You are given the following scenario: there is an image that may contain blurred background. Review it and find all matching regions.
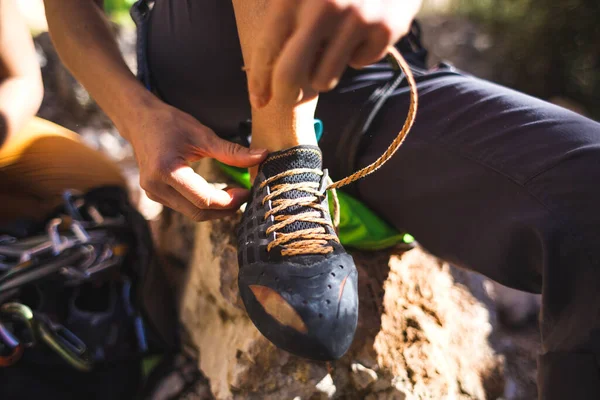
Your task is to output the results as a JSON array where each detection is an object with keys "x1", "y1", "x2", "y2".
[{"x1": 420, "y1": 0, "x2": 600, "y2": 120}]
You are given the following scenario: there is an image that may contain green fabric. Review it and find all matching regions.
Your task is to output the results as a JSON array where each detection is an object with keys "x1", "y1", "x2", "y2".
[
  {"x1": 141, "y1": 354, "x2": 163, "y2": 379},
  {"x1": 218, "y1": 163, "x2": 414, "y2": 251}
]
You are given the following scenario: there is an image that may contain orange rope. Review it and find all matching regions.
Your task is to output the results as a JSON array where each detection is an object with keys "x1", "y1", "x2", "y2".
[{"x1": 327, "y1": 45, "x2": 418, "y2": 190}]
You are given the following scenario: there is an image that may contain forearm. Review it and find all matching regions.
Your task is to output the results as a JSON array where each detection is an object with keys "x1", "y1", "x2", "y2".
[{"x1": 43, "y1": 0, "x2": 158, "y2": 139}]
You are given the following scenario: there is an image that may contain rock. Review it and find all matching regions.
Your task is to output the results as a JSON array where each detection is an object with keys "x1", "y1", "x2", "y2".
[
  {"x1": 157, "y1": 159, "x2": 329, "y2": 400},
  {"x1": 155, "y1": 159, "x2": 509, "y2": 400},
  {"x1": 371, "y1": 375, "x2": 393, "y2": 393},
  {"x1": 375, "y1": 251, "x2": 506, "y2": 399},
  {"x1": 315, "y1": 374, "x2": 337, "y2": 398},
  {"x1": 484, "y1": 281, "x2": 541, "y2": 328},
  {"x1": 351, "y1": 363, "x2": 378, "y2": 391},
  {"x1": 365, "y1": 388, "x2": 407, "y2": 400}
]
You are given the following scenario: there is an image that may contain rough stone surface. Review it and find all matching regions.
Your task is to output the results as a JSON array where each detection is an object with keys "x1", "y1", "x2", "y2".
[
  {"x1": 375, "y1": 252, "x2": 505, "y2": 399},
  {"x1": 351, "y1": 363, "x2": 378, "y2": 391},
  {"x1": 154, "y1": 160, "x2": 508, "y2": 400}
]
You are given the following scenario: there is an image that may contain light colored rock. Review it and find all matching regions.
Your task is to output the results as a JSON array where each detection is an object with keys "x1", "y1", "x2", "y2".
[
  {"x1": 351, "y1": 363, "x2": 378, "y2": 391},
  {"x1": 375, "y1": 250, "x2": 506, "y2": 399},
  {"x1": 371, "y1": 375, "x2": 393, "y2": 393},
  {"x1": 155, "y1": 159, "x2": 509, "y2": 400},
  {"x1": 159, "y1": 159, "x2": 328, "y2": 400},
  {"x1": 366, "y1": 388, "x2": 407, "y2": 400},
  {"x1": 315, "y1": 374, "x2": 337, "y2": 398},
  {"x1": 156, "y1": 158, "x2": 509, "y2": 399},
  {"x1": 484, "y1": 280, "x2": 541, "y2": 328}
]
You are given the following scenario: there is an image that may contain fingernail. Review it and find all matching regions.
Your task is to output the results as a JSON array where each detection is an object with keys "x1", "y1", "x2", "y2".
[
  {"x1": 327, "y1": 78, "x2": 339, "y2": 90},
  {"x1": 250, "y1": 94, "x2": 266, "y2": 109},
  {"x1": 250, "y1": 148, "x2": 267, "y2": 156}
]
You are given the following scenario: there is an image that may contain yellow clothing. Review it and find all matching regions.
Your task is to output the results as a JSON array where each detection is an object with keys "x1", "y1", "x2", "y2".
[{"x1": 0, "y1": 117, "x2": 125, "y2": 223}]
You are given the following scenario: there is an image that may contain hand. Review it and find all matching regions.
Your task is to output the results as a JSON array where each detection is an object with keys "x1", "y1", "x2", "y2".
[
  {"x1": 248, "y1": 0, "x2": 422, "y2": 108},
  {"x1": 121, "y1": 101, "x2": 267, "y2": 222}
]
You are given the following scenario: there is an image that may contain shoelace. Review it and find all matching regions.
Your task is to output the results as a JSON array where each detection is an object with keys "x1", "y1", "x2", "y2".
[
  {"x1": 261, "y1": 168, "x2": 339, "y2": 256},
  {"x1": 264, "y1": 46, "x2": 418, "y2": 256}
]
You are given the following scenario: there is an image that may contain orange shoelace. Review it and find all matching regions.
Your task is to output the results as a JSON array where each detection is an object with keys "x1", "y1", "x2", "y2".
[
  {"x1": 261, "y1": 168, "x2": 339, "y2": 256},
  {"x1": 264, "y1": 46, "x2": 418, "y2": 257}
]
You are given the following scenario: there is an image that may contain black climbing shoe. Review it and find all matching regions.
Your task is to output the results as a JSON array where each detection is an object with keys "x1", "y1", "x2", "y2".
[{"x1": 236, "y1": 145, "x2": 358, "y2": 361}]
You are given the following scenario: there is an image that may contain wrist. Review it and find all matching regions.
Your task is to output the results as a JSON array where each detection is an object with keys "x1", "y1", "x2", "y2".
[{"x1": 112, "y1": 85, "x2": 163, "y2": 142}]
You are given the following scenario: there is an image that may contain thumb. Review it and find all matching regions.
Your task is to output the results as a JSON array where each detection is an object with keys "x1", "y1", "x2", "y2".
[{"x1": 204, "y1": 134, "x2": 268, "y2": 168}]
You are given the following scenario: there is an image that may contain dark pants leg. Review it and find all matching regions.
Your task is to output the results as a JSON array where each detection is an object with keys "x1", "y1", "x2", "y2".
[{"x1": 320, "y1": 71, "x2": 600, "y2": 399}]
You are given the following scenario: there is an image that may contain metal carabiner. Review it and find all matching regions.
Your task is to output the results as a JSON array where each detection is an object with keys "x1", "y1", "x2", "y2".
[
  {"x1": 0, "y1": 343, "x2": 23, "y2": 367},
  {"x1": 48, "y1": 218, "x2": 69, "y2": 255},
  {"x1": 63, "y1": 190, "x2": 85, "y2": 222},
  {"x1": 0, "y1": 320, "x2": 25, "y2": 367},
  {"x1": 0, "y1": 236, "x2": 16, "y2": 244},
  {"x1": 0, "y1": 245, "x2": 94, "y2": 293},
  {"x1": 36, "y1": 315, "x2": 93, "y2": 372},
  {"x1": 0, "y1": 303, "x2": 36, "y2": 347},
  {"x1": 0, "y1": 303, "x2": 93, "y2": 371},
  {"x1": 0, "y1": 321, "x2": 20, "y2": 348}
]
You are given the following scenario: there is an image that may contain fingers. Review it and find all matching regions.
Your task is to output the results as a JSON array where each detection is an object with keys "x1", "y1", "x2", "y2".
[
  {"x1": 146, "y1": 185, "x2": 239, "y2": 222},
  {"x1": 247, "y1": 0, "x2": 410, "y2": 108},
  {"x1": 166, "y1": 164, "x2": 247, "y2": 210},
  {"x1": 201, "y1": 133, "x2": 267, "y2": 167},
  {"x1": 271, "y1": 1, "x2": 340, "y2": 105},
  {"x1": 143, "y1": 165, "x2": 251, "y2": 222},
  {"x1": 248, "y1": 0, "x2": 295, "y2": 109},
  {"x1": 349, "y1": 22, "x2": 394, "y2": 68},
  {"x1": 311, "y1": 10, "x2": 365, "y2": 91}
]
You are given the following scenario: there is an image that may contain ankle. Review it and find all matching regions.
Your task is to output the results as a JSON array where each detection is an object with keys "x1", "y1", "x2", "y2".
[
  {"x1": 249, "y1": 98, "x2": 318, "y2": 152},
  {"x1": 251, "y1": 132, "x2": 317, "y2": 153}
]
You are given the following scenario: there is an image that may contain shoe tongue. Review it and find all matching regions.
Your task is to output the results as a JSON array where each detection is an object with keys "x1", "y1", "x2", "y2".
[
  {"x1": 260, "y1": 145, "x2": 322, "y2": 178},
  {"x1": 260, "y1": 145, "x2": 324, "y2": 235}
]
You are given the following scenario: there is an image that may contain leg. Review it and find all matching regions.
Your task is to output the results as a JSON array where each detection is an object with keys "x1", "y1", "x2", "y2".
[
  {"x1": 231, "y1": 1, "x2": 359, "y2": 361},
  {"x1": 319, "y1": 71, "x2": 600, "y2": 398},
  {"x1": 0, "y1": 117, "x2": 125, "y2": 224},
  {"x1": 230, "y1": 0, "x2": 318, "y2": 154}
]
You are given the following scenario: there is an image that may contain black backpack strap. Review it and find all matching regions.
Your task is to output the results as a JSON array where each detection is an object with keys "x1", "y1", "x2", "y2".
[
  {"x1": 130, "y1": 0, "x2": 155, "y2": 90},
  {"x1": 332, "y1": 68, "x2": 406, "y2": 196}
]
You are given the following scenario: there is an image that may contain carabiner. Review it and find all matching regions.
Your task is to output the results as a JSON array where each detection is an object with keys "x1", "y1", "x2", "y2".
[
  {"x1": 0, "y1": 303, "x2": 36, "y2": 347},
  {"x1": 0, "y1": 321, "x2": 19, "y2": 348},
  {"x1": 0, "y1": 344, "x2": 23, "y2": 367},
  {"x1": 36, "y1": 315, "x2": 93, "y2": 372},
  {"x1": 0, "y1": 319, "x2": 24, "y2": 368},
  {"x1": 63, "y1": 190, "x2": 85, "y2": 221},
  {"x1": 0, "y1": 303, "x2": 93, "y2": 371}
]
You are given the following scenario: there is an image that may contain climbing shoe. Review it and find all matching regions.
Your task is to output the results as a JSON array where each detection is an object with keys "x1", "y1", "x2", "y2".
[
  {"x1": 236, "y1": 45, "x2": 419, "y2": 361},
  {"x1": 236, "y1": 145, "x2": 358, "y2": 361}
]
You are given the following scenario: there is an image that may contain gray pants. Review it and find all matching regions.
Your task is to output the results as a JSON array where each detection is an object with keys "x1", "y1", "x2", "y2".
[
  {"x1": 140, "y1": 0, "x2": 600, "y2": 395},
  {"x1": 322, "y1": 68, "x2": 600, "y2": 399}
]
